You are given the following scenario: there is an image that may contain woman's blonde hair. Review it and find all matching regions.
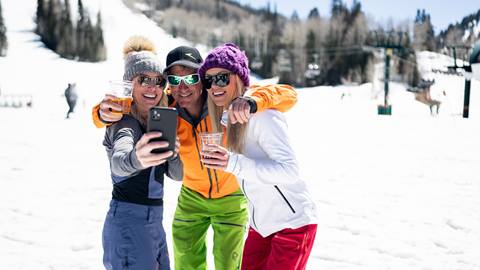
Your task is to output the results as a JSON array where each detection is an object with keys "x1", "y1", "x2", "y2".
[{"x1": 208, "y1": 75, "x2": 248, "y2": 153}]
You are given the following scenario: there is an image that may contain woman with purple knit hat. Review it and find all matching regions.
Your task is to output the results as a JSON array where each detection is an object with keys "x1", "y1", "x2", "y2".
[{"x1": 199, "y1": 43, "x2": 318, "y2": 270}]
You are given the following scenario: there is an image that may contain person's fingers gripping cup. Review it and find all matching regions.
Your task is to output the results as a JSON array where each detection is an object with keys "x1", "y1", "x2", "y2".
[
  {"x1": 107, "y1": 80, "x2": 134, "y2": 114},
  {"x1": 199, "y1": 132, "x2": 223, "y2": 165}
]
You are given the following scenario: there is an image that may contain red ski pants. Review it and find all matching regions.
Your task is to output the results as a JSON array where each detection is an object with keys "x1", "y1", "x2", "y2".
[{"x1": 241, "y1": 224, "x2": 317, "y2": 270}]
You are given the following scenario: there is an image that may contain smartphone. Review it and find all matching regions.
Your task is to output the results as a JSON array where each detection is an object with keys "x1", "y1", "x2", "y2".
[{"x1": 147, "y1": 107, "x2": 178, "y2": 154}]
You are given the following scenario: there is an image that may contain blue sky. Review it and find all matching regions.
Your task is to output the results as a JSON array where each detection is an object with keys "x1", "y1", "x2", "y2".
[{"x1": 238, "y1": 0, "x2": 479, "y2": 32}]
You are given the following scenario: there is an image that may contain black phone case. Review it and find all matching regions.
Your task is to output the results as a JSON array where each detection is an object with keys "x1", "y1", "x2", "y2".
[{"x1": 147, "y1": 107, "x2": 178, "y2": 154}]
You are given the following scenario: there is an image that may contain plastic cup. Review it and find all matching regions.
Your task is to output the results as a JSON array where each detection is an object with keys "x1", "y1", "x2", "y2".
[
  {"x1": 199, "y1": 132, "x2": 223, "y2": 152},
  {"x1": 108, "y1": 80, "x2": 133, "y2": 114}
]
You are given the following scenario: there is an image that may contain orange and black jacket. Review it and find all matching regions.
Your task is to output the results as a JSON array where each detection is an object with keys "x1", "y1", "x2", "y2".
[{"x1": 92, "y1": 84, "x2": 297, "y2": 199}]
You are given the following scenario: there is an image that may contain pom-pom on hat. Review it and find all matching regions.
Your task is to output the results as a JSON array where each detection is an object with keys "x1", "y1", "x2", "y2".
[
  {"x1": 122, "y1": 36, "x2": 164, "y2": 81},
  {"x1": 199, "y1": 43, "x2": 250, "y2": 87}
]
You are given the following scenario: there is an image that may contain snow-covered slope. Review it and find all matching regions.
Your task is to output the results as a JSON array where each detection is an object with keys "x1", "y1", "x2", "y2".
[
  {"x1": 0, "y1": 0, "x2": 208, "y2": 112},
  {"x1": 0, "y1": 1, "x2": 479, "y2": 269}
]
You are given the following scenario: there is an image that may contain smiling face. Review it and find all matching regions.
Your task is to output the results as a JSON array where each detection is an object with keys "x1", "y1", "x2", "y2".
[
  {"x1": 168, "y1": 65, "x2": 204, "y2": 117},
  {"x1": 132, "y1": 71, "x2": 165, "y2": 118},
  {"x1": 204, "y1": 67, "x2": 237, "y2": 107}
]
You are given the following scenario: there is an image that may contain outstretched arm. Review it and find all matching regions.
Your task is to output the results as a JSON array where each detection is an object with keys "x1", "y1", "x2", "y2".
[
  {"x1": 92, "y1": 94, "x2": 124, "y2": 128},
  {"x1": 227, "y1": 84, "x2": 297, "y2": 124},
  {"x1": 247, "y1": 84, "x2": 297, "y2": 113},
  {"x1": 92, "y1": 103, "x2": 107, "y2": 128}
]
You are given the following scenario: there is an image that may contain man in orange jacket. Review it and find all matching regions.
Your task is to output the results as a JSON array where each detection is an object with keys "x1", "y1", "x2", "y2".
[{"x1": 92, "y1": 45, "x2": 297, "y2": 270}]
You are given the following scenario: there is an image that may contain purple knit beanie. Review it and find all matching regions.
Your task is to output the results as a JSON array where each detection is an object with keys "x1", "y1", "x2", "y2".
[{"x1": 199, "y1": 43, "x2": 250, "y2": 87}]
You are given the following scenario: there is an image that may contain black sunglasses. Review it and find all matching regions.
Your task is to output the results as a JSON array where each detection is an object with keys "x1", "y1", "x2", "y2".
[
  {"x1": 138, "y1": 75, "x2": 166, "y2": 88},
  {"x1": 203, "y1": 73, "x2": 231, "y2": 89}
]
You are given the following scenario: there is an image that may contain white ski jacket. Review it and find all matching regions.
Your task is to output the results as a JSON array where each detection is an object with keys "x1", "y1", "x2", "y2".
[{"x1": 225, "y1": 109, "x2": 317, "y2": 237}]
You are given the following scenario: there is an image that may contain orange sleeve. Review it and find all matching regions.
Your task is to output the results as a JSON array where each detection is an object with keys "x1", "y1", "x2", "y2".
[
  {"x1": 92, "y1": 103, "x2": 109, "y2": 128},
  {"x1": 246, "y1": 84, "x2": 297, "y2": 113}
]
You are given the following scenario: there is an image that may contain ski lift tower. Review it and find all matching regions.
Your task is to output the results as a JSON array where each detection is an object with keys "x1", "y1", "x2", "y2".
[
  {"x1": 370, "y1": 31, "x2": 406, "y2": 115},
  {"x1": 447, "y1": 43, "x2": 480, "y2": 118},
  {"x1": 463, "y1": 42, "x2": 480, "y2": 118}
]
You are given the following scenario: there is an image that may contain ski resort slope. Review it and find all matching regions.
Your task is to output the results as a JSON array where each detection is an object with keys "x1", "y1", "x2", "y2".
[{"x1": 1, "y1": 0, "x2": 480, "y2": 269}]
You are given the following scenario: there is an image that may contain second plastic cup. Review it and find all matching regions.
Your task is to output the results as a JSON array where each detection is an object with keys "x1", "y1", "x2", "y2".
[
  {"x1": 199, "y1": 132, "x2": 223, "y2": 152},
  {"x1": 108, "y1": 80, "x2": 133, "y2": 114}
]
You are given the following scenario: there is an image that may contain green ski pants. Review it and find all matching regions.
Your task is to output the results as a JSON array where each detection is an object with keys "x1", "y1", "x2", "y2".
[{"x1": 172, "y1": 186, "x2": 248, "y2": 270}]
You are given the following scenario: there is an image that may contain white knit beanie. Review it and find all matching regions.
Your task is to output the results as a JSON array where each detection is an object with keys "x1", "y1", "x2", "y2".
[{"x1": 122, "y1": 36, "x2": 164, "y2": 81}]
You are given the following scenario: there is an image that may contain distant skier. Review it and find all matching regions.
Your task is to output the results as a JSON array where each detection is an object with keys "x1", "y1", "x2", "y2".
[{"x1": 64, "y1": 83, "x2": 78, "y2": 118}]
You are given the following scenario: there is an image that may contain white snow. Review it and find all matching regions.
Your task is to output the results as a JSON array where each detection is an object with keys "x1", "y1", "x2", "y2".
[{"x1": 1, "y1": 0, "x2": 480, "y2": 269}]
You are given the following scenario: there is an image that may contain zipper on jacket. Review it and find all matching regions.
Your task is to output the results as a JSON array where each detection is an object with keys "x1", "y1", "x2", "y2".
[
  {"x1": 192, "y1": 127, "x2": 204, "y2": 170},
  {"x1": 242, "y1": 179, "x2": 258, "y2": 230},
  {"x1": 213, "y1": 167, "x2": 219, "y2": 193},
  {"x1": 199, "y1": 120, "x2": 204, "y2": 134},
  {"x1": 206, "y1": 168, "x2": 213, "y2": 198},
  {"x1": 179, "y1": 102, "x2": 215, "y2": 198},
  {"x1": 274, "y1": 185, "x2": 296, "y2": 214}
]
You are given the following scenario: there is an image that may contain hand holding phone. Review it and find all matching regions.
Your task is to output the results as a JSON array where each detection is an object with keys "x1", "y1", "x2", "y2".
[
  {"x1": 147, "y1": 107, "x2": 178, "y2": 154},
  {"x1": 135, "y1": 132, "x2": 172, "y2": 168}
]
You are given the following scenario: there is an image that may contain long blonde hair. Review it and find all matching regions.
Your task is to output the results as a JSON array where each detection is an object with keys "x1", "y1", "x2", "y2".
[{"x1": 207, "y1": 75, "x2": 248, "y2": 154}]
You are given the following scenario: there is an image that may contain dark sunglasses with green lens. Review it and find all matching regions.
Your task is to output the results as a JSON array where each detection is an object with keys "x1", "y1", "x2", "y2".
[
  {"x1": 138, "y1": 75, "x2": 166, "y2": 88},
  {"x1": 167, "y1": 74, "x2": 200, "y2": 86},
  {"x1": 203, "y1": 73, "x2": 231, "y2": 89}
]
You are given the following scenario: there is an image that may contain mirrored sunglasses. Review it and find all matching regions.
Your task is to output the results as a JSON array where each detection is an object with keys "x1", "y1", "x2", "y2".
[
  {"x1": 167, "y1": 74, "x2": 200, "y2": 86},
  {"x1": 204, "y1": 73, "x2": 231, "y2": 89},
  {"x1": 138, "y1": 75, "x2": 166, "y2": 88}
]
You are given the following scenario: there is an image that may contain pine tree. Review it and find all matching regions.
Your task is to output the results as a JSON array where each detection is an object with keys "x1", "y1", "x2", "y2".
[
  {"x1": 79, "y1": 14, "x2": 93, "y2": 61},
  {"x1": 0, "y1": 0, "x2": 7, "y2": 56},
  {"x1": 215, "y1": 0, "x2": 221, "y2": 19},
  {"x1": 171, "y1": 24, "x2": 178, "y2": 38},
  {"x1": 93, "y1": 11, "x2": 106, "y2": 61},
  {"x1": 35, "y1": 0, "x2": 46, "y2": 36},
  {"x1": 305, "y1": 30, "x2": 316, "y2": 57},
  {"x1": 57, "y1": 0, "x2": 75, "y2": 59},
  {"x1": 395, "y1": 32, "x2": 420, "y2": 87},
  {"x1": 32, "y1": 0, "x2": 106, "y2": 62},
  {"x1": 331, "y1": 0, "x2": 347, "y2": 17},
  {"x1": 423, "y1": 14, "x2": 435, "y2": 51},
  {"x1": 44, "y1": 0, "x2": 62, "y2": 50},
  {"x1": 208, "y1": 33, "x2": 219, "y2": 48},
  {"x1": 235, "y1": 32, "x2": 245, "y2": 49},
  {"x1": 350, "y1": 0, "x2": 362, "y2": 20},
  {"x1": 307, "y1": 7, "x2": 320, "y2": 19},
  {"x1": 321, "y1": 0, "x2": 371, "y2": 85},
  {"x1": 262, "y1": 7, "x2": 283, "y2": 77},
  {"x1": 291, "y1": 10, "x2": 300, "y2": 22},
  {"x1": 413, "y1": 9, "x2": 436, "y2": 51},
  {"x1": 76, "y1": 0, "x2": 86, "y2": 59}
]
